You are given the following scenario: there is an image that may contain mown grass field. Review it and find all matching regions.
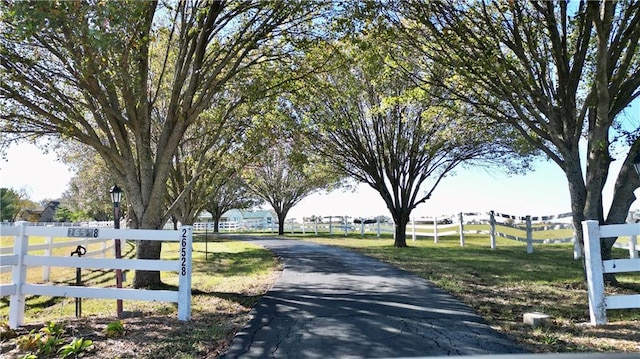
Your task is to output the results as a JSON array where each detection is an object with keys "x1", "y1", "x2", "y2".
[{"x1": 296, "y1": 232, "x2": 640, "y2": 353}]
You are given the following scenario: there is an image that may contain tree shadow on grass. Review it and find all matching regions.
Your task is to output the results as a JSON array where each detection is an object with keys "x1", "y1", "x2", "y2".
[
  {"x1": 0, "y1": 294, "x2": 65, "y2": 311},
  {"x1": 195, "y1": 290, "x2": 263, "y2": 307},
  {"x1": 139, "y1": 282, "x2": 263, "y2": 308}
]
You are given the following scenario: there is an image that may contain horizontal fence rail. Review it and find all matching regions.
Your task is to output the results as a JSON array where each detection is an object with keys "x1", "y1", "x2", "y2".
[
  {"x1": 1, "y1": 228, "x2": 116, "y2": 280},
  {"x1": 182, "y1": 210, "x2": 638, "y2": 257},
  {"x1": 0, "y1": 221, "x2": 193, "y2": 329}
]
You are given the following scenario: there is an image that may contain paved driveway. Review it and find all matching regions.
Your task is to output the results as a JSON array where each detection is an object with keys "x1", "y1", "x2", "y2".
[{"x1": 221, "y1": 237, "x2": 526, "y2": 358}]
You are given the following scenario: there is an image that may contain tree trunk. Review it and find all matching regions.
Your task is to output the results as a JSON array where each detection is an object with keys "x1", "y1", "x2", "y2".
[
  {"x1": 213, "y1": 210, "x2": 223, "y2": 233},
  {"x1": 392, "y1": 211, "x2": 410, "y2": 248},
  {"x1": 603, "y1": 157, "x2": 640, "y2": 259},
  {"x1": 129, "y1": 208, "x2": 166, "y2": 289},
  {"x1": 132, "y1": 240, "x2": 162, "y2": 288},
  {"x1": 394, "y1": 221, "x2": 408, "y2": 247},
  {"x1": 274, "y1": 207, "x2": 290, "y2": 236},
  {"x1": 563, "y1": 156, "x2": 587, "y2": 249},
  {"x1": 278, "y1": 216, "x2": 285, "y2": 235}
]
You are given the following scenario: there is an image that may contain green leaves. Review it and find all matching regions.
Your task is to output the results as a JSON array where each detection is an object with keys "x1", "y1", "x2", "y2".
[
  {"x1": 58, "y1": 337, "x2": 93, "y2": 358},
  {"x1": 13, "y1": 321, "x2": 89, "y2": 358},
  {"x1": 103, "y1": 320, "x2": 125, "y2": 338}
]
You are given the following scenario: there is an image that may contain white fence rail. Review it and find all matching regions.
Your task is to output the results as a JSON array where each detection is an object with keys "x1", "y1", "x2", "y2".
[
  {"x1": 0, "y1": 221, "x2": 193, "y2": 329},
  {"x1": 185, "y1": 210, "x2": 637, "y2": 256},
  {"x1": 0, "y1": 226, "x2": 116, "y2": 280},
  {"x1": 582, "y1": 220, "x2": 640, "y2": 325}
]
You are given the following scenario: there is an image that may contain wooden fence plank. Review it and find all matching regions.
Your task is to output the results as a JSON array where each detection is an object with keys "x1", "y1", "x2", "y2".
[
  {"x1": 603, "y1": 259, "x2": 640, "y2": 273},
  {"x1": 22, "y1": 284, "x2": 179, "y2": 302},
  {"x1": 605, "y1": 294, "x2": 640, "y2": 310},
  {"x1": 22, "y1": 255, "x2": 179, "y2": 272}
]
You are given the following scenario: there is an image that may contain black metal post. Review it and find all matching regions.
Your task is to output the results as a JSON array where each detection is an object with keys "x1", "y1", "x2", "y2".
[
  {"x1": 110, "y1": 184, "x2": 124, "y2": 318},
  {"x1": 70, "y1": 245, "x2": 86, "y2": 317},
  {"x1": 114, "y1": 204, "x2": 123, "y2": 317}
]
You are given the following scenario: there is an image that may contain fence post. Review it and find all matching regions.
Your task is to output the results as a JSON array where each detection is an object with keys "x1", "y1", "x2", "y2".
[
  {"x1": 581, "y1": 220, "x2": 607, "y2": 325},
  {"x1": 360, "y1": 220, "x2": 365, "y2": 237},
  {"x1": 412, "y1": 218, "x2": 416, "y2": 242},
  {"x1": 290, "y1": 218, "x2": 294, "y2": 234},
  {"x1": 489, "y1": 211, "x2": 496, "y2": 249},
  {"x1": 376, "y1": 220, "x2": 381, "y2": 238},
  {"x1": 329, "y1": 216, "x2": 333, "y2": 236},
  {"x1": 178, "y1": 226, "x2": 193, "y2": 321},
  {"x1": 43, "y1": 225, "x2": 54, "y2": 281},
  {"x1": 526, "y1": 216, "x2": 533, "y2": 254},
  {"x1": 9, "y1": 221, "x2": 28, "y2": 328},
  {"x1": 433, "y1": 217, "x2": 438, "y2": 244},
  {"x1": 629, "y1": 234, "x2": 638, "y2": 259},
  {"x1": 101, "y1": 238, "x2": 107, "y2": 258},
  {"x1": 344, "y1": 216, "x2": 348, "y2": 236},
  {"x1": 302, "y1": 218, "x2": 306, "y2": 235},
  {"x1": 393, "y1": 219, "x2": 396, "y2": 241},
  {"x1": 458, "y1": 213, "x2": 465, "y2": 247},
  {"x1": 627, "y1": 213, "x2": 638, "y2": 259}
]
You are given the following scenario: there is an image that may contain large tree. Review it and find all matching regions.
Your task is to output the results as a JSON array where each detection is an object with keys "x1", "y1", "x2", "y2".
[
  {"x1": 294, "y1": 35, "x2": 529, "y2": 247},
  {"x1": 205, "y1": 169, "x2": 261, "y2": 233},
  {"x1": 166, "y1": 57, "x2": 294, "y2": 227},
  {"x1": 243, "y1": 134, "x2": 340, "y2": 235},
  {"x1": 60, "y1": 143, "x2": 116, "y2": 221},
  {"x1": 392, "y1": 0, "x2": 640, "y2": 264},
  {"x1": 166, "y1": 108, "x2": 242, "y2": 227},
  {"x1": 0, "y1": 187, "x2": 37, "y2": 222},
  {"x1": 0, "y1": 1, "x2": 320, "y2": 287},
  {"x1": 0, "y1": 187, "x2": 21, "y2": 222}
]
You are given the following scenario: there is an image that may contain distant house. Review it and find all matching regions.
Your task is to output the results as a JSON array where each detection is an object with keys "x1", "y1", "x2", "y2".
[{"x1": 18, "y1": 200, "x2": 61, "y2": 222}]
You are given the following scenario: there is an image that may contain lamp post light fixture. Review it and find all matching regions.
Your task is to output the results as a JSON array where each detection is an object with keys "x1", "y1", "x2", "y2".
[{"x1": 109, "y1": 185, "x2": 123, "y2": 317}]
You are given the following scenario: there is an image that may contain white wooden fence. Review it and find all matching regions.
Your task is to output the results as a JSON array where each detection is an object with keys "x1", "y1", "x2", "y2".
[
  {"x1": 0, "y1": 221, "x2": 193, "y2": 329},
  {"x1": 582, "y1": 220, "x2": 640, "y2": 325},
  {"x1": 407, "y1": 211, "x2": 578, "y2": 254},
  {"x1": 0, "y1": 225, "x2": 116, "y2": 281},
  {"x1": 186, "y1": 210, "x2": 638, "y2": 257}
]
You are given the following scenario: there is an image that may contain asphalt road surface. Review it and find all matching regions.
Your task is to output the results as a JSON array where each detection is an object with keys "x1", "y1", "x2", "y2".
[{"x1": 221, "y1": 237, "x2": 527, "y2": 359}]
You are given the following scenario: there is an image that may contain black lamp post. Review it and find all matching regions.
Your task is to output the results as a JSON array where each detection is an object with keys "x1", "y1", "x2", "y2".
[{"x1": 109, "y1": 185, "x2": 123, "y2": 317}]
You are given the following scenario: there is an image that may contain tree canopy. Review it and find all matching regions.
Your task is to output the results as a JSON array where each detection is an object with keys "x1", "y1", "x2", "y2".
[
  {"x1": 1, "y1": 187, "x2": 22, "y2": 222},
  {"x1": 3, "y1": 1, "x2": 638, "y2": 281},
  {"x1": 0, "y1": 0, "x2": 324, "y2": 287},
  {"x1": 291, "y1": 29, "x2": 533, "y2": 246},
  {"x1": 391, "y1": 0, "x2": 640, "y2": 261},
  {"x1": 243, "y1": 126, "x2": 340, "y2": 235}
]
